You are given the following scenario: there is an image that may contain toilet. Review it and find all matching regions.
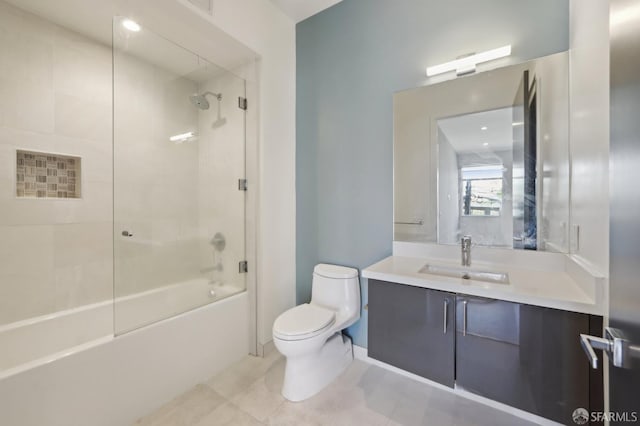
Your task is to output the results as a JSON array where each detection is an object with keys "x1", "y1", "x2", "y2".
[{"x1": 272, "y1": 263, "x2": 360, "y2": 402}]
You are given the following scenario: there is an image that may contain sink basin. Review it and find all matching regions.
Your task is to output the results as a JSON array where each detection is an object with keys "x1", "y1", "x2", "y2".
[{"x1": 418, "y1": 264, "x2": 510, "y2": 284}]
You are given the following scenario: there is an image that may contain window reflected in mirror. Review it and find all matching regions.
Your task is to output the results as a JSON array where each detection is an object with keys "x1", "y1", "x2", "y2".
[
  {"x1": 436, "y1": 107, "x2": 514, "y2": 248},
  {"x1": 461, "y1": 165, "x2": 503, "y2": 217}
]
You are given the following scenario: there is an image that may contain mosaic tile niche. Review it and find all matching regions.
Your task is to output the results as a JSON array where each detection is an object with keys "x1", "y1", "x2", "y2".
[{"x1": 16, "y1": 150, "x2": 81, "y2": 199}]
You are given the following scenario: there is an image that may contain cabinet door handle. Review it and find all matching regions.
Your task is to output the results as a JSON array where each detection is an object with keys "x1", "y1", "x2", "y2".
[
  {"x1": 462, "y1": 300, "x2": 468, "y2": 336},
  {"x1": 443, "y1": 299, "x2": 449, "y2": 334}
]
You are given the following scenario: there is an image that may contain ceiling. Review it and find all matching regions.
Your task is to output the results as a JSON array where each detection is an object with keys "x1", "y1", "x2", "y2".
[
  {"x1": 5, "y1": 0, "x2": 256, "y2": 74},
  {"x1": 437, "y1": 107, "x2": 517, "y2": 154},
  {"x1": 270, "y1": 0, "x2": 343, "y2": 22}
]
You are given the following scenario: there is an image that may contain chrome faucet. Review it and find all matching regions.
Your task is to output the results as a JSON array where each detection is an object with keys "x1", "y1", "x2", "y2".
[{"x1": 461, "y1": 235, "x2": 472, "y2": 266}]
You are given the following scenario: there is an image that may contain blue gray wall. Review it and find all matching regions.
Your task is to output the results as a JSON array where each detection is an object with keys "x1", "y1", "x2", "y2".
[{"x1": 296, "y1": 0, "x2": 569, "y2": 347}]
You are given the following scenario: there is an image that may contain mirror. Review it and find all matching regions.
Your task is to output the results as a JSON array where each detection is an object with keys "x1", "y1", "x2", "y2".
[{"x1": 394, "y1": 52, "x2": 569, "y2": 251}]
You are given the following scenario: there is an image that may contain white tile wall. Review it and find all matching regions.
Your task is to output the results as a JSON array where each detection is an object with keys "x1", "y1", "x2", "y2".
[
  {"x1": 0, "y1": 7, "x2": 55, "y2": 134},
  {"x1": 0, "y1": 225, "x2": 56, "y2": 324},
  {"x1": 54, "y1": 93, "x2": 111, "y2": 142},
  {"x1": 0, "y1": 1, "x2": 114, "y2": 326}
]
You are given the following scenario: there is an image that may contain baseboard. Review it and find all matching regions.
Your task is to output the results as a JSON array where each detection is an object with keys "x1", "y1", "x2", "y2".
[
  {"x1": 257, "y1": 339, "x2": 276, "y2": 357},
  {"x1": 353, "y1": 345, "x2": 562, "y2": 426}
]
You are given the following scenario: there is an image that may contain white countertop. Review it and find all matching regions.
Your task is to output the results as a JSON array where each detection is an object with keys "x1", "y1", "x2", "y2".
[{"x1": 362, "y1": 255, "x2": 604, "y2": 315}]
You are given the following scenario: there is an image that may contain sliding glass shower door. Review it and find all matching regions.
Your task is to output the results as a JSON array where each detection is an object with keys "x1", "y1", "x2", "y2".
[{"x1": 113, "y1": 17, "x2": 247, "y2": 334}]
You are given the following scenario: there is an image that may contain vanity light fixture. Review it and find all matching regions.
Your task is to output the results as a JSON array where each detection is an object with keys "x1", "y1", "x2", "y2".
[
  {"x1": 122, "y1": 18, "x2": 141, "y2": 32},
  {"x1": 426, "y1": 45, "x2": 512, "y2": 77},
  {"x1": 512, "y1": 121, "x2": 524, "y2": 126}
]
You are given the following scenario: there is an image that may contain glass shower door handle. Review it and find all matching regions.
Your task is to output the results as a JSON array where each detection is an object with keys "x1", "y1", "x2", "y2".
[{"x1": 580, "y1": 327, "x2": 640, "y2": 369}]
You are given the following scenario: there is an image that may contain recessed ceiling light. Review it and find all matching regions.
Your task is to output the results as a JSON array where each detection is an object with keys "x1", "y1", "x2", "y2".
[
  {"x1": 481, "y1": 126, "x2": 488, "y2": 131},
  {"x1": 122, "y1": 19, "x2": 141, "y2": 32},
  {"x1": 483, "y1": 142, "x2": 489, "y2": 147}
]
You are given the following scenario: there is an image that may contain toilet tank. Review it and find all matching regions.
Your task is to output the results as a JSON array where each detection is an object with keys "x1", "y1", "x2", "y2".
[{"x1": 311, "y1": 264, "x2": 360, "y2": 320}]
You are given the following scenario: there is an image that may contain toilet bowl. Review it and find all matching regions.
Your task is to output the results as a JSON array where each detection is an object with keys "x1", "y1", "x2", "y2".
[{"x1": 272, "y1": 264, "x2": 360, "y2": 402}]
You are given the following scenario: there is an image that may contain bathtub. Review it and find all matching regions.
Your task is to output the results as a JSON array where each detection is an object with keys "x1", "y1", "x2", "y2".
[
  {"x1": 116, "y1": 279, "x2": 245, "y2": 334},
  {"x1": 0, "y1": 278, "x2": 245, "y2": 379},
  {"x1": 0, "y1": 278, "x2": 250, "y2": 426}
]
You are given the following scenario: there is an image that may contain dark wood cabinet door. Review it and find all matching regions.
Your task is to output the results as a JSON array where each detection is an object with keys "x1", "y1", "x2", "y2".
[
  {"x1": 455, "y1": 295, "x2": 603, "y2": 424},
  {"x1": 368, "y1": 280, "x2": 455, "y2": 387}
]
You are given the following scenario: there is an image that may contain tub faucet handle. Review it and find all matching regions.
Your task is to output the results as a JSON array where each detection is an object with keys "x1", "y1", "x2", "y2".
[{"x1": 461, "y1": 235, "x2": 472, "y2": 266}]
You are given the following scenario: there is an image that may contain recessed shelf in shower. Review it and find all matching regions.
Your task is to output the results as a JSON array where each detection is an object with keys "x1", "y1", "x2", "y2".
[{"x1": 15, "y1": 150, "x2": 82, "y2": 199}]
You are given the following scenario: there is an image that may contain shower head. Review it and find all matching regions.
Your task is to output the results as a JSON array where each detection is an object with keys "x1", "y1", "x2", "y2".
[
  {"x1": 189, "y1": 91, "x2": 222, "y2": 110},
  {"x1": 190, "y1": 93, "x2": 209, "y2": 110}
]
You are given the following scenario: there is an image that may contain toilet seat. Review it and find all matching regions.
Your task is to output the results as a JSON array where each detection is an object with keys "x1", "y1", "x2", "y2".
[{"x1": 273, "y1": 303, "x2": 336, "y2": 341}]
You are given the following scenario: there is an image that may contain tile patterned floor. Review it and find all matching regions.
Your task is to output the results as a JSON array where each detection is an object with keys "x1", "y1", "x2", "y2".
[{"x1": 135, "y1": 351, "x2": 537, "y2": 426}]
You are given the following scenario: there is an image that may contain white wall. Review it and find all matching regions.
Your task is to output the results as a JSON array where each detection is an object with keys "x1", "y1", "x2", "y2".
[
  {"x1": 569, "y1": 0, "x2": 610, "y2": 274},
  {"x1": 536, "y1": 53, "x2": 571, "y2": 252}
]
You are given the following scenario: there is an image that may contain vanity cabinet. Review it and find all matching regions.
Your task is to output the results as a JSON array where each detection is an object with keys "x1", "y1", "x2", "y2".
[
  {"x1": 368, "y1": 279, "x2": 455, "y2": 387},
  {"x1": 456, "y1": 295, "x2": 603, "y2": 424},
  {"x1": 368, "y1": 280, "x2": 604, "y2": 424}
]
